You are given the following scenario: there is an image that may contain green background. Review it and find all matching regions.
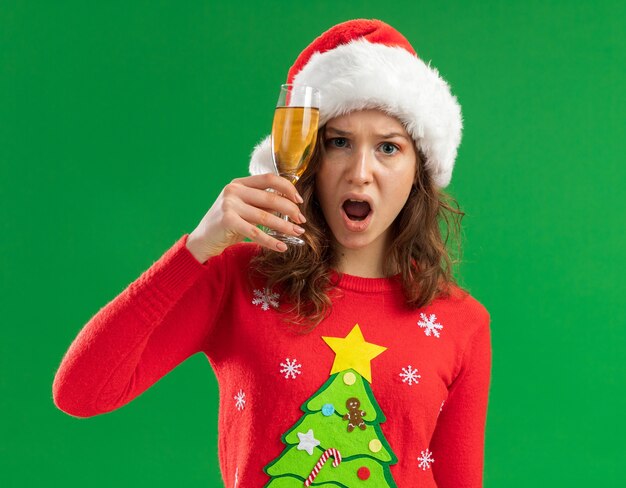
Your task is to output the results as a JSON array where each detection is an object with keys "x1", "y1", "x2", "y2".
[{"x1": 1, "y1": 1, "x2": 624, "y2": 486}]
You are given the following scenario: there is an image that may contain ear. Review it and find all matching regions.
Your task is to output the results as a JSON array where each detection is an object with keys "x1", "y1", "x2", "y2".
[{"x1": 413, "y1": 145, "x2": 427, "y2": 186}]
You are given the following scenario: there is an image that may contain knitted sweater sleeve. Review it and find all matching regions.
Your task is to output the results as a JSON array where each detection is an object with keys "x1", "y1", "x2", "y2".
[
  {"x1": 52, "y1": 234, "x2": 227, "y2": 418},
  {"x1": 430, "y1": 314, "x2": 492, "y2": 488}
]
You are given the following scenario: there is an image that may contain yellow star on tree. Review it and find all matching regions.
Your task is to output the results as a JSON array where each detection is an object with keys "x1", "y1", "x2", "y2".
[{"x1": 322, "y1": 324, "x2": 387, "y2": 383}]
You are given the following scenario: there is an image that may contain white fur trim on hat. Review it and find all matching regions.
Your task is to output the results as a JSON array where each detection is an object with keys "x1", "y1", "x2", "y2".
[
  {"x1": 249, "y1": 136, "x2": 274, "y2": 176},
  {"x1": 249, "y1": 39, "x2": 462, "y2": 188}
]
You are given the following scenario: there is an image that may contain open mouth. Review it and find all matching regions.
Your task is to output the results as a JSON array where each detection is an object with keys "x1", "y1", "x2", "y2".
[{"x1": 342, "y1": 199, "x2": 372, "y2": 221}]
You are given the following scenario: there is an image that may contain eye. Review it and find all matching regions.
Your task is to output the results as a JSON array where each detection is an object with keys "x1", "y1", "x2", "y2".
[
  {"x1": 326, "y1": 137, "x2": 348, "y2": 148},
  {"x1": 379, "y1": 142, "x2": 399, "y2": 155}
]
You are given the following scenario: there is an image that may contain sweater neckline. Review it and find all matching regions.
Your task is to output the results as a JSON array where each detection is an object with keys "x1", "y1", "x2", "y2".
[{"x1": 330, "y1": 269, "x2": 403, "y2": 293}]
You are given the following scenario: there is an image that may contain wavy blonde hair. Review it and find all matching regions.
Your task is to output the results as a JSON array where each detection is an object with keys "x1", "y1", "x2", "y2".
[{"x1": 250, "y1": 124, "x2": 467, "y2": 333}]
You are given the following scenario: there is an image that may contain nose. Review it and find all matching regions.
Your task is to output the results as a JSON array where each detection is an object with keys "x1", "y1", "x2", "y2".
[{"x1": 346, "y1": 146, "x2": 374, "y2": 186}]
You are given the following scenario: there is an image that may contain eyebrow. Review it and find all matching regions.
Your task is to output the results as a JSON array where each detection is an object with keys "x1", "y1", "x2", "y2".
[{"x1": 325, "y1": 126, "x2": 410, "y2": 141}]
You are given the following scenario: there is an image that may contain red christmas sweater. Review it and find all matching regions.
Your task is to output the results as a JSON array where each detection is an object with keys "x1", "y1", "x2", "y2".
[{"x1": 53, "y1": 233, "x2": 492, "y2": 488}]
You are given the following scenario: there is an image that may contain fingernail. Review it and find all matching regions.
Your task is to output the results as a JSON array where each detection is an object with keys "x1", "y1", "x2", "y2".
[
  {"x1": 277, "y1": 242, "x2": 288, "y2": 251},
  {"x1": 295, "y1": 193, "x2": 304, "y2": 204},
  {"x1": 293, "y1": 225, "x2": 305, "y2": 234},
  {"x1": 299, "y1": 213, "x2": 307, "y2": 223}
]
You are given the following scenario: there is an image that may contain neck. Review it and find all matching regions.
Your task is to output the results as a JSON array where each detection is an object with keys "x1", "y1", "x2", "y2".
[{"x1": 332, "y1": 235, "x2": 394, "y2": 278}]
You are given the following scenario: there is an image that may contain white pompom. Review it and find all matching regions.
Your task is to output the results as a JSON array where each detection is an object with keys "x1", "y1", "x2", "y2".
[{"x1": 249, "y1": 136, "x2": 276, "y2": 175}]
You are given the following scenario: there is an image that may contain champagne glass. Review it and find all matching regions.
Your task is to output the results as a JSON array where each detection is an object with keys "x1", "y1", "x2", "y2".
[{"x1": 267, "y1": 84, "x2": 320, "y2": 246}]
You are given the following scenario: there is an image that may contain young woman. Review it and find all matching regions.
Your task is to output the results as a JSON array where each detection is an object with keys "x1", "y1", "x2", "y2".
[{"x1": 53, "y1": 19, "x2": 491, "y2": 488}]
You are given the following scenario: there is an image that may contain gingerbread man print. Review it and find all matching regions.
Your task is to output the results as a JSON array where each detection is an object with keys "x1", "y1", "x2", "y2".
[{"x1": 343, "y1": 397, "x2": 367, "y2": 432}]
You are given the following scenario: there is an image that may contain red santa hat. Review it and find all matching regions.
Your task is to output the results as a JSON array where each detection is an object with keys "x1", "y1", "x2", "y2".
[{"x1": 249, "y1": 19, "x2": 463, "y2": 189}]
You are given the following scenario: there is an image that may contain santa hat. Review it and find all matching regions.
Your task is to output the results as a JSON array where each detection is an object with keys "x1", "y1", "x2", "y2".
[{"x1": 249, "y1": 19, "x2": 463, "y2": 189}]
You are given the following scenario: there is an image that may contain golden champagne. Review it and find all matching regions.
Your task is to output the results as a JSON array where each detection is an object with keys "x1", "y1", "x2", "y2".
[{"x1": 271, "y1": 106, "x2": 320, "y2": 182}]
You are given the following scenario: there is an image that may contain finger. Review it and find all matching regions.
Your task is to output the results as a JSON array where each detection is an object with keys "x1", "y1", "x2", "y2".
[
  {"x1": 226, "y1": 211, "x2": 290, "y2": 252},
  {"x1": 241, "y1": 186, "x2": 306, "y2": 225},
  {"x1": 237, "y1": 202, "x2": 306, "y2": 238},
  {"x1": 235, "y1": 174, "x2": 304, "y2": 204}
]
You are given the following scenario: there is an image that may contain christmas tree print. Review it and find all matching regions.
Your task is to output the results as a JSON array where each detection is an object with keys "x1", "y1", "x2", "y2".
[{"x1": 263, "y1": 324, "x2": 398, "y2": 487}]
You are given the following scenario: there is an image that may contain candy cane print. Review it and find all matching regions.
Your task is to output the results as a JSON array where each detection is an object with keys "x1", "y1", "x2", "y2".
[{"x1": 304, "y1": 448, "x2": 342, "y2": 487}]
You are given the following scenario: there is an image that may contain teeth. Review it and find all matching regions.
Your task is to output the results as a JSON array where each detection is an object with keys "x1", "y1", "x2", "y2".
[{"x1": 348, "y1": 199, "x2": 365, "y2": 203}]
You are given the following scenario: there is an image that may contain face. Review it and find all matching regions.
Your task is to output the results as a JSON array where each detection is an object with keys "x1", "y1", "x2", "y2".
[{"x1": 314, "y1": 109, "x2": 418, "y2": 256}]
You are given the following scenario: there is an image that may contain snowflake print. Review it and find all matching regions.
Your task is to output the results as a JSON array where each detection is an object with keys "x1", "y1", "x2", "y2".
[
  {"x1": 418, "y1": 312, "x2": 443, "y2": 338},
  {"x1": 399, "y1": 365, "x2": 421, "y2": 386},
  {"x1": 252, "y1": 288, "x2": 280, "y2": 311},
  {"x1": 279, "y1": 358, "x2": 302, "y2": 379},
  {"x1": 234, "y1": 389, "x2": 246, "y2": 411},
  {"x1": 417, "y1": 448, "x2": 435, "y2": 470}
]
